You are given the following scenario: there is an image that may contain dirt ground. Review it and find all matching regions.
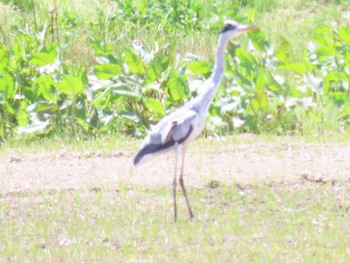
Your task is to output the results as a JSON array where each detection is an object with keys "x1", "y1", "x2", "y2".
[{"x1": 1, "y1": 137, "x2": 349, "y2": 193}]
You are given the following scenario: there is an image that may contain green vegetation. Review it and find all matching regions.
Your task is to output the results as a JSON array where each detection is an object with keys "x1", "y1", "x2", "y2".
[
  {"x1": 0, "y1": 0, "x2": 349, "y2": 141},
  {"x1": 1, "y1": 182, "x2": 349, "y2": 261},
  {"x1": 1, "y1": 1, "x2": 349, "y2": 261}
]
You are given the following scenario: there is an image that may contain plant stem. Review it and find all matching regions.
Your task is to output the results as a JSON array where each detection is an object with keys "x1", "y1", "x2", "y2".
[{"x1": 31, "y1": 0, "x2": 37, "y2": 31}]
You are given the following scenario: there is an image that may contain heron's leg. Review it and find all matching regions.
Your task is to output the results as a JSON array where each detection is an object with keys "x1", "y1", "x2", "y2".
[
  {"x1": 173, "y1": 143, "x2": 181, "y2": 222},
  {"x1": 179, "y1": 149, "x2": 194, "y2": 219}
]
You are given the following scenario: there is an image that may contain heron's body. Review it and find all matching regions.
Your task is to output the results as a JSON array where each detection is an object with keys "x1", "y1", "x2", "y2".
[
  {"x1": 133, "y1": 21, "x2": 258, "y2": 221},
  {"x1": 133, "y1": 78, "x2": 216, "y2": 165}
]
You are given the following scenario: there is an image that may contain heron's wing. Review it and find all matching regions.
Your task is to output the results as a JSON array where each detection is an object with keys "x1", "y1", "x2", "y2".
[
  {"x1": 163, "y1": 110, "x2": 198, "y2": 143},
  {"x1": 133, "y1": 110, "x2": 198, "y2": 165}
]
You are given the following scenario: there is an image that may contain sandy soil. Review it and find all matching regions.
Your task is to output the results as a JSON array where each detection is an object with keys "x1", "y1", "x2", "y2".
[{"x1": 1, "y1": 137, "x2": 349, "y2": 193}]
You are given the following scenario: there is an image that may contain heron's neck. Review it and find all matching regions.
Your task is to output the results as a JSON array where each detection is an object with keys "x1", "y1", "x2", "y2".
[
  {"x1": 207, "y1": 34, "x2": 229, "y2": 96},
  {"x1": 193, "y1": 35, "x2": 229, "y2": 114},
  {"x1": 213, "y1": 36, "x2": 228, "y2": 77}
]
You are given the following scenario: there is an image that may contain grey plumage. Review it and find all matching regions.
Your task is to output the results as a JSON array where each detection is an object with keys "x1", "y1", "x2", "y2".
[{"x1": 133, "y1": 20, "x2": 258, "y2": 221}]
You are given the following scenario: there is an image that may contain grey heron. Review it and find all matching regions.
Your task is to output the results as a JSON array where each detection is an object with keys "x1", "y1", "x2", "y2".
[{"x1": 133, "y1": 20, "x2": 258, "y2": 222}]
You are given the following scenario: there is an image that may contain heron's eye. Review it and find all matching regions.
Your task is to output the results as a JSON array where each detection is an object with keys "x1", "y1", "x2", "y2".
[{"x1": 220, "y1": 24, "x2": 236, "y2": 34}]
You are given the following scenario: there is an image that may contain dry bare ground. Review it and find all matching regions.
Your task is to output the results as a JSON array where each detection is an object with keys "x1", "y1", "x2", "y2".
[{"x1": 1, "y1": 136, "x2": 349, "y2": 193}]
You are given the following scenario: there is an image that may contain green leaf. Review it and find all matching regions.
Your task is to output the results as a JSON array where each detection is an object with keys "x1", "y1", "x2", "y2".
[
  {"x1": 338, "y1": 26, "x2": 350, "y2": 44},
  {"x1": 34, "y1": 75, "x2": 56, "y2": 102},
  {"x1": 0, "y1": 45, "x2": 9, "y2": 71},
  {"x1": 36, "y1": 101, "x2": 58, "y2": 113},
  {"x1": 17, "y1": 106, "x2": 29, "y2": 127},
  {"x1": 112, "y1": 85, "x2": 139, "y2": 98},
  {"x1": 187, "y1": 61, "x2": 211, "y2": 74},
  {"x1": 92, "y1": 89, "x2": 111, "y2": 107},
  {"x1": 278, "y1": 63, "x2": 307, "y2": 75},
  {"x1": 315, "y1": 46, "x2": 336, "y2": 60},
  {"x1": 275, "y1": 37, "x2": 292, "y2": 64},
  {"x1": 346, "y1": 53, "x2": 350, "y2": 68},
  {"x1": 167, "y1": 70, "x2": 184, "y2": 101},
  {"x1": 88, "y1": 37, "x2": 108, "y2": 56},
  {"x1": 249, "y1": 29, "x2": 268, "y2": 52},
  {"x1": 255, "y1": 68, "x2": 265, "y2": 92},
  {"x1": 236, "y1": 48, "x2": 256, "y2": 70},
  {"x1": 266, "y1": 71, "x2": 282, "y2": 93},
  {"x1": 144, "y1": 97, "x2": 165, "y2": 115},
  {"x1": 124, "y1": 48, "x2": 145, "y2": 75},
  {"x1": 13, "y1": 42, "x2": 24, "y2": 61},
  {"x1": 1, "y1": 100, "x2": 15, "y2": 114},
  {"x1": 77, "y1": 117, "x2": 90, "y2": 133},
  {"x1": 342, "y1": 105, "x2": 350, "y2": 117},
  {"x1": 30, "y1": 43, "x2": 58, "y2": 66},
  {"x1": 324, "y1": 71, "x2": 348, "y2": 94},
  {"x1": 0, "y1": 72, "x2": 16, "y2": 100},
  {"x1": 313, "y1": 26, "x2": 333, "y2": 45},
  {"x1": 93, "y1": 63, "x2": 122, "y2": 80},
  {"x1": 92, "y1": 85, "x2": 139, "y2": 107},
  {"x1": 146, "y1": 50, "x2": 170, "y2": 84},
  {"x1": 251, "y1": 92, "x2": 268, "y2": 113},
  {"x1": 56, "y1": 75, "x2": 84, "y2": 95},
  {"x1": 329, "y1": 92, "x2": 347, "y2": 106}
]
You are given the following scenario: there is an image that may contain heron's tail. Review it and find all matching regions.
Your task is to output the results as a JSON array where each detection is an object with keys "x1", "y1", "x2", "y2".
[
  {"x1": 133, "y1": 140, "x2": 175, "y2": 166},
  {"x1": 133, "y1": 143, "x2": 160, "y2": 166}
]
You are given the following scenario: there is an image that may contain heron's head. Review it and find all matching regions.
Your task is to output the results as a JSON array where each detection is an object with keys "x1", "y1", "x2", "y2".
[{"x1": 220, "y1": 20, "x2": 258, "y2": 41}]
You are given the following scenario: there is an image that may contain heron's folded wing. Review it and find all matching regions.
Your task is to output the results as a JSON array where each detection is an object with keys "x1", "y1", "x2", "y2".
[
  {"x1": 133, "y1": 110, "x2": 198, "y2": 166},
  {"x1": 163, "y1": 110, "x2": 198, "y2": 143}
]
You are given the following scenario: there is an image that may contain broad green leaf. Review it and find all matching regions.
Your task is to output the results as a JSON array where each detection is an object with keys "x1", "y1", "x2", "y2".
[
  {"x1": 146, "y1": 51, "x2": 169, "y2": 84},
  {"x1": 30, "y1": 43, "x2": 58, "y2": 66},
  {"x1": 146, "y1": 60, "x2": 159, "y2": 83},
  {"x1": 0, "y1": 45, "x2": 9, "y2": 71},
  {"x1": 187, "y1": 61, "x2": 211, "y2": 75},
  {"x1": 236, "y1": 48, "x2": 256, "y2": 70},
  {"x1": 0, "y1": 72, "x2": 16, "y2": 99},
  {"x1": 93, "y1": 63, "x2": 122, "y2": 80},
  {"x1": 124, "y1": 48, "x2": 145, "y2": 75},
  {"x1": 112, "y1": 85, "x2": 139, "y2": 98},
  {"x1": 56, "y1": 74, "x2": 84, "y2": 95},
  {"x1": 249, "y1": 29, "x2": 268, "y2": 52},
  {"x1": 313, "y1": 26, "x2": 333, "y2": 45},
  {"x1": 36, "y1": 101, "x2": 58, "y2": 113},
  {"x1": 34, "y1": 75, "x2": 56, "y2": 102},
  {"x1": 275, "y1": 37, "x2": 292, "y2": 64},
  {"x1": 346, "y1": 53, "x2": 350, "y2": 68},
  {"x1": 251, "y1": 92, "x2": 268, "y2": 113},
  {"x1": 1, "y1": 100, "x2": 15, "y2": 114},
  {"x1": 338, "y1": 26, "x2": 350, "y2": 44},
  {"x1": 167, "y1": 70, "x2": 184, "y2": 101},
  {"x1": 255, "y1": 68, "x2": 265, "y2": 92},
  {"x1": 17, "y1": 106, "x2": 29, "y2": 127},
  {"x1": 315, "y1": 26, "x2": 333, "y2": 36},
  {"x1": 77, "y1": 118, "x2": 90, "y2": 133},
  {"x1": 266, "y1": 71, "x2": 282, "y2": 93},
  {"x1": 315, "y1": 46, "x2": 336, "y2": 60},
  {"x1": 329, "y1": 91, "x2": 347, "y2": 106},
  {"x1": 13, "y1": 42, "x2": 24, "y2": 60},
  {"x1": 324, "y1": 71, "x2": 348, "y2": 94},
  {"x1": 92, "y1": 89, "x2": 111, "y2": 107},
  {"x1": 342, "y1": 105, "x2": 350, "y2": 117},
  {"x1": 89, "y1": 37, "x2": 107, "y2": 56},
  {"x1": 278, "y1": 63, "x2": 307, "y2": 75},
  {"x1": 144, "y1": 97, "x2": 165, "y2": 115},
  {"x1": 92, "y1": 85, "x2": 139, "y2": 107}
]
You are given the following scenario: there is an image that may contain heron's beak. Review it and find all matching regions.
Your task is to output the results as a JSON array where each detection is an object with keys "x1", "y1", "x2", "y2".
[{"x1": 239, "y1": 25, "x2": 259, "y2": 33}]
